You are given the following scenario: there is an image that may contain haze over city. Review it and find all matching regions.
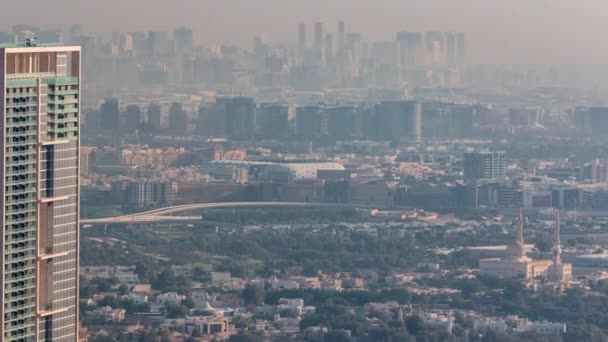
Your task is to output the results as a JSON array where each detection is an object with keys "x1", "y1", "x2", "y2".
[
  {"x1": 3, "y1": 1, "x2": 608, "y2": 341},
  {"x1": 2, "y1": 0, "x2": 607, "y2": 64}
]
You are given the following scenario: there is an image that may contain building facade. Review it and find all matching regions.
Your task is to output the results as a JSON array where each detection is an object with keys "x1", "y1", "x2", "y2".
[
  {"x1": 464, "y1": 151, "x2": 506, "y2": 182},
  {"x1": 0, "y1": 42, "x2": 81, "y2": 341}
]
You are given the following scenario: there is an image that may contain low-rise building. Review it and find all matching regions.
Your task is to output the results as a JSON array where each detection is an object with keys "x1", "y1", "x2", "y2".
[
  {"x1": 157, "y1": 292, "x2": 186, "y2": 306},
  {"x1": 81, "y1": 265, "x2": 140, "y2": 283},
  {"x1": 161, "y1": 316, "x2": 236, "y2": 338},
  {"x1": 89, "y1": 306, "x2": 126, "y2": 322}
]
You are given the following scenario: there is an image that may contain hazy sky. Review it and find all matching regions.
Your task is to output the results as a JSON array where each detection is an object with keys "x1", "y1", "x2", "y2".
[{"x1": 1, "y1": 0, "x2": 605, "y2": 64}]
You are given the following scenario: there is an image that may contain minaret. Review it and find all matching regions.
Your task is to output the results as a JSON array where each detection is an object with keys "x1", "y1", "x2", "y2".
[
  {"x1": 506, "y1": 208, "x2": 527, "y2": 261},
  {"x1": 516, "y1": 208, "x2": 524, "y2": 248},
  {"x1": 553, "y1": 211, "x2": 562, "y2": 280}
]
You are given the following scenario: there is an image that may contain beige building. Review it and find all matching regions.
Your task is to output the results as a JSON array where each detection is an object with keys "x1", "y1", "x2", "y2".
[
  {"x1": 480, "y1": 258, "x2": 552, "y2": 280},
  {"x1": 480, "y1": 210, "x2": 572, "y2": 282}
]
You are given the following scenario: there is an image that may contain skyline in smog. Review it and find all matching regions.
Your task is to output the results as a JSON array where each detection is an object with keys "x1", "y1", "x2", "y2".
[{"x1": 0, "y1": 0, "x2": 606, "y2": 65}]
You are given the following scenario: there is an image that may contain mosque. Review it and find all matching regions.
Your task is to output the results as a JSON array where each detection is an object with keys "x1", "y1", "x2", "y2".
[{"x1": 480, "y1": 210, "x2": 572, "y2": 283}]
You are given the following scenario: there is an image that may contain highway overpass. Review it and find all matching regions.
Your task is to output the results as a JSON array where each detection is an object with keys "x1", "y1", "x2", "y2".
[{"x1": 80, "y1": 201, "x2": 359, "y2": 224}]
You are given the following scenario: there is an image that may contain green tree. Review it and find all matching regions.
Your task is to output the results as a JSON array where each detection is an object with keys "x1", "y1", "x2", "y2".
[
  {"x1": 227, "y1": 333, "x2": 265, "y2": 342},
  {"x1": 166, "y1": 303, "x2": 189, "y2": 318},
  {"x1": 323, "y1": 331, "x2": 351, "y2": 342},
  {"x1": 405, "y1": 316, "x2": 426, "y2": 336},
  {"x1": 181, "y1": 297, "x2": 196, "y2": 309},
  {"x1": 242, "y1": 284, "x2": 266, "y2": 306},
  {"x1": 118, "y1": 284, "x2": 130, "y2": 296}
]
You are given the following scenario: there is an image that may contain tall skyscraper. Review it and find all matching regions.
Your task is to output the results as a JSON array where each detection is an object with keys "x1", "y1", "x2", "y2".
[
  {"x1": 455, "y1": 32, "x2": 466, "y2": 65},
  {"x1": 324, "y1": 33, "x2": 334, "y2": 65},
  {"x1": 295, "y1": 105, "x2": 325, "y2": 140},
  {"x1": 396, "y1": 31, "x2": 423, "y2": 68},
  {"x1": 374, "y1": 101, "x2": 422, "y2": 141},
  {"x1": 444, "y1": 32, "x2": 456, "y2": 66},
  {"x1": 169, "y1": 102, "x2": 188, "y2": 135},
  {"x1": 255, "y1": 103, "x2": 293, "y2": 140},
  {"x1": 100, "y1": 98, "x2": 119, "y2": 132},
  {"x1": 338, "y1": 21, "x2": 345, "y2": 52},
  {"x1": 326, "y1": 105, "x2": 361, "y2": 141},
  {"x1": 218, "y1": 97, "x2": 256, "y2": 141},
  {"x1": 147, "y1": 103, "x2": 163, "y2": 131},
  {"x1": 297, "y1": 23, "x2": 307, "y2": 53},
  {"x1": 586, "y1": 107, "x2": 608, "y2": 137},
  {"x1": 425, "y1": 31, "x2": 445, "y2": 65},
  {"x1": 314, "y1": 22, "x2": 325, "y2": 67},
  {"x1": 0, "y1": 42, "x2": 81, "y2": 341},
  {"x1": 173, "y1": 27, "x2": 193, "y2": 53},
  {"x1": 125, "y1": 104, "x2": 142, "y2": 132},
  {"x1": 314, "y1": 22, "x2": 324, "y2": 51},
  {"x1": 148, "y1": 31, "x2": 171, "y2": 57}
]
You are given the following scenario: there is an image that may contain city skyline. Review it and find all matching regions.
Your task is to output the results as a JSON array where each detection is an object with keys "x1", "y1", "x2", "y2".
[
  {"x1": 0, "y1": 0, "x2": 607, "y2": 65},
  {"x1": 1, "y1": 2, "x2": 608, "y2": 341}
]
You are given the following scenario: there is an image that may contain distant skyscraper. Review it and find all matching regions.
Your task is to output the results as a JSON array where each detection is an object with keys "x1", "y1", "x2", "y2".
[
  {"x1": 345, "y1": 33, "x2": 362, "y2": 77},
  {"x1": 148, "y1": 31, "x2": 171, "y2": 57},
  {"x1": 464, "y1": 152, "x2": 506, "y2": 182},
  {"x1": 298, "y1": 23, "x2": 307, "y2": 52},
  {"x1": 80, "y1": 146, "x2": 94, "y2": 177},
  {"x1": 338, "y1": 21, "x2": 345, "y2": 51},
  {"x1": 445, "y1": 32, "x2": 456, "y2": 66},
  {"x1": 370, "y1": 41, "x2": 401, "y2": 86},
  {"x1": 295, "y1": 105, "x2": 325, "y2": 140},
  {"x1": 173, "y1": 27, "x2": 193, "y2": 53},
  {"x1": 169, "y1": 102, "x2": 188, "y2": 135},
  {"x1": 396, "y1": 31, "x2": 423, "y2": 68},
  {"x1": 314, "y1": 22, "x2": 324, "y2": 51},
  {"x1": 374, "y1": 101, "x2": 422, "y2": 141},
  {"x1": 425, "y1": 31, "x2": 445, "y2": 65},
  {"x1": 324, "y1": 33, "x2": 334, "y2": 65},
  {"x1": 100, "y1": 98, "x2": 120, "y2": 131},
  {"x1": 256, "y1": 104, "x2": 293, "y2": 140},
  {"x1": 148, "y1": 103, "x2": 163, "y2": 131},
  {"x1": 587, "y1": 107, "x2": 608, "y2": 137},
  {"x1": 0, "y1": 42, "x2": 81, "y2": 341},
  {"x1": 314, "y1": 22, "x2": 325, "y2": 67},
  {"x1": 252, "y1": 35, "x2": 264, "y2": 53},
  {"x1": 455, "y1": 32, "x2": 466, "y2": 65},
  {"x1": 219, "y1": 97, "x2": 256, "y2": 140},
  {"x1": 326, "y1": 105, "x2": 361, "y2": 141},
  {"x1": 448, "y1": 104, "x2": 475, "y2": 138},
  {"x1": 125, "y1": 104, "x2": 142, "y2": 132}
]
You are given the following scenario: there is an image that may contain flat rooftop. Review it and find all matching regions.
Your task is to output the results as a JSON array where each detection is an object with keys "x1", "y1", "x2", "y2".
[{"x1": 0, "y1": 42, "x2": 63, "y2": 48}]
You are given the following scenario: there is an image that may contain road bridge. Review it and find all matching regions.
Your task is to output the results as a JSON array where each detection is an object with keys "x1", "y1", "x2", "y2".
[{"x1": 81, "y1": 201, "x2": 358, "y2": 224}]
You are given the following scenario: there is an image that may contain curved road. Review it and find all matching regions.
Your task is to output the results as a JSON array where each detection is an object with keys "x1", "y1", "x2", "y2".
[{"x1": 81, "y1": 201, "x2": 359, "y2": 224}]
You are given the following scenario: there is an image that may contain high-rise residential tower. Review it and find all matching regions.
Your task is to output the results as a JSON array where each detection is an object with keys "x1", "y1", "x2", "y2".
[
  {"x1": 464, "y1": 151, "x2": 506, "y2": 182},
  {"x1": 297, "y1": 24, "x2": 307, "y2": 52},
  {"x1": 0, "y1": 41, "x2": 81, "y2": 341},
  {"x1": 374, "y1": 101, "x2": 422, "y2": 142}
]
